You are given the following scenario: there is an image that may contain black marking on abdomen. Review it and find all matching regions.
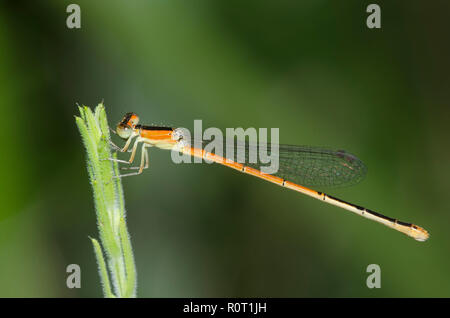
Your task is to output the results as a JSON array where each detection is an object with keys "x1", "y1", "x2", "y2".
[
  {"x1": 326, "y1": 195, "x2": 414, "y2": 228},
  {"x1": 396, "y1": 220, "x2": 412, "y2": 227},
  {"x1": 317, "y1": 192, "x2": 326, "y2": 200},
  {"x1": 328, "y1": 194, "x2": 364, "y2": 210},
  {"x1": 327, "y1": 194, "x2": 351, "y2": 205},
  {"x1": 365, "y1": 208, "x2": 396, "y2": 223},
  {"x1": 327, "y1": 195, "x2": 396, "y2": 221}
]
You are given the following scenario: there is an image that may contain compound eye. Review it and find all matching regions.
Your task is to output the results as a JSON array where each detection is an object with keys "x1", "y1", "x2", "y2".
[
  {"x1": 116, "y1": 123, "x2": 132, "y2": 139},
  {"x1": 129, "y1": 114, "x2": 140, "y2": 126},
  {"x1": 121, "y1": 112, "x2": 140, "y2": 128}
]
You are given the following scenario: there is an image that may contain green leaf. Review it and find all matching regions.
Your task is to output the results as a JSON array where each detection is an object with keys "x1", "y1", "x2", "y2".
[
  {"x1": 119, "y1": 217, "x2": 137, "y2": 297},
  {"x1": 90, "y1": 237, "x2": 115, "y2": 298},
  {"x1": 76, "y1": 103, "x2": 137, "y2": 298}
]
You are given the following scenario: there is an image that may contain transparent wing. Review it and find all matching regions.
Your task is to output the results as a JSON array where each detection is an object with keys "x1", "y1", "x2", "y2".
[
  {"x1": 266, "y1": 144, "x2": 367, "y2": 187},
  {"x1": 189, "y1": 138, "x2": 367, "y2": 188}
]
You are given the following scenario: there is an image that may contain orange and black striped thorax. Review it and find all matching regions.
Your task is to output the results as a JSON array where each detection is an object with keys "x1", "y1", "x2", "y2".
[{"x1": 138, "y1": 125, "x2": 174, "y2": 141}]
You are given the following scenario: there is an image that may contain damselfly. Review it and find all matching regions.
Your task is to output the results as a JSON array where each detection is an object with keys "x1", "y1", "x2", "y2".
[{"x1": 110, "y1": 112, "x2": 429, "y2": 242}]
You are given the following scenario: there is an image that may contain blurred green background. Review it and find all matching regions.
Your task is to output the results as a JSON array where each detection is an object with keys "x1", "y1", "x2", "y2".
[{"x1": 0, "y1": 0, "x2": 449, "y2": 297}]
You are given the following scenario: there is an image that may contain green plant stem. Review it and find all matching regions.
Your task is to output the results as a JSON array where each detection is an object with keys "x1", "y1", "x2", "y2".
[{"x1": 76, "y1": 103, "x2": 137, "y2": 298}]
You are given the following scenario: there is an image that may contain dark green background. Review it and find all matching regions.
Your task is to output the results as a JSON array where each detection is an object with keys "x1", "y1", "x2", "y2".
[{"x1": 0, "y1": 1, "x2": 449, "y2": 297}]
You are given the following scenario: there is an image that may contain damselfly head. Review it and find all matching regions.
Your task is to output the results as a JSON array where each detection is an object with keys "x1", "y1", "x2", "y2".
[{"x1": 116, "y1": 112, "x2": 140, "y2": 139}]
